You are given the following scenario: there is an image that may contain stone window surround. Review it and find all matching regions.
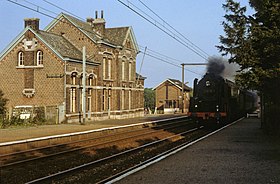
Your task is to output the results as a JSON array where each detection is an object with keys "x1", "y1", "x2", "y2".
[
  {"x1": 36, "y1": 50, "x2": 43, "y2": 66},
  {"x1": 18, "y1": 51, "x2": 24, "y2": 66}
]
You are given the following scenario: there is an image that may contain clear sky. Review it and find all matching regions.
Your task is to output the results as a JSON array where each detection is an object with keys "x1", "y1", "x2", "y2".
[{"x1": 0, "y1": 0, "x2": 251, "y2": 88}]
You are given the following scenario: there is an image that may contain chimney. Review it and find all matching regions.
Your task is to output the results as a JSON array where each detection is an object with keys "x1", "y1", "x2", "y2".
[
  {"x1": 92, "y1": 10, "x2": 105, "y2": 37},
  {"x1": 86, "y1": 17, "x2": 94, "y2": 23},
  {"x1": 24, "y1": 18, "x2": 40, "y2": 31}
]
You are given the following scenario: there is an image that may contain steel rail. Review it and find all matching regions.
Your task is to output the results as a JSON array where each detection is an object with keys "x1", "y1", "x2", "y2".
[
  {"x1": 1, "y1": 118, "x2": 192, "y2": 167},
  {"x1": 26, "y1": 126, "x2": 200, "y2": 184}
]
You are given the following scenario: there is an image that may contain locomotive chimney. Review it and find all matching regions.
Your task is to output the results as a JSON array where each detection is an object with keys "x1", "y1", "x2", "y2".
[{"x1": 193, "y1": 78, "x2": 198, "y2": 96}]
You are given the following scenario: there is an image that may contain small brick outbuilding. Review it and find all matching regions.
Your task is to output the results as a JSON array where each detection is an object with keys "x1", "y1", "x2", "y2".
[{"x1": 153, "y1": 78, "x2": 191, "y2": 114}]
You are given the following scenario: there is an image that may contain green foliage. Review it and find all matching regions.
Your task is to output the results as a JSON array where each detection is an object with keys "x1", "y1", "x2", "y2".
[
  {"x1": 218, "y1": 0, "x2": 280, "y2": 103},
  {"x1": 144, "y1": 88, "x2": 155, "y2": 111},
  {"x1": 0, "y1": 89, "x2": 8, "y2": 115},
  {"x1": 219, "y1": 0, "x2": 280, "y2": 134}
]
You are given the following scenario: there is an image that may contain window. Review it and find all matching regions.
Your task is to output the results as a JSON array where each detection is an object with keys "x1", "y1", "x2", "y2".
[
  {"x1": 88, "y1": 75, "x2": 93, "y2": 86},
  {"x1": 18, "y1": 51, "x2": 24, "y2": 66},
  {"x1": 108, "y1": 58, "x2": 111, "y2": 79},
  {"x1": 128, "y1": 90, "x2": 131, "y2": 110},
  {"x1": 102, "y1": 89, "x2": 106, "y2": 111},
  {"x1": 121, "y1": 90, "x2": 125, "y2": 110},
  {"x1": 36, "y1": 50, "x2": 43, "y2": 65},
  {"x1": 103, "y1": 57, "x2": 106, "y2": 79},
  {"x1": 70, "y1": 88, "x2": 76, "y2": 112},
  {"x1": 128, "y1": 62, "x2": 132, "y2": 81},
  {"x1": 122, "y1": 58, "x2": 125, "y2": 81},
  {"x1": 71, "y1": 72, "x2": 77, "y2": 85},
  {"x1": 103, "y1": 57, "x2": 112, "y2": 80}
]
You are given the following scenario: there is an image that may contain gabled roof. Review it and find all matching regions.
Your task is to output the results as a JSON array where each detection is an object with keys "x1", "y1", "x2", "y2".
[
  {"x1": 153, "y1": 78, "x2": 192, "y2": 91},
  {"x1": 44, "y1": 13, "x2": 139, "y2": 52},
  {"x1": 0, "y1": 26, "x2": 97, "y2": 64},
  {"x1": 38, "y1": 31, "x2": 83, "y2": 60},
  {"x1": 105, "y1": 27, "x2": 129, "y2": 46},
  {"x1": 45, "y1": 13, "x2": 100, "y2": 43}
]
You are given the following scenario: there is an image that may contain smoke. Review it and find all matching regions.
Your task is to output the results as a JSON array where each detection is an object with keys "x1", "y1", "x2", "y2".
[
  {"x1": 207, "y1": 56, "x2": 225, "y2": 76},
  {"x1": 207, "y1": 56, "x2": 240, "y2": 81}
]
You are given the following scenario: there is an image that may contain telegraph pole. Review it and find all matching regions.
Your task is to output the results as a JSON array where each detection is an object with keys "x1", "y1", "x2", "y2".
[
  {"x1": 82, "y1": 46, "x2": 86, "y2": 124},
  {"x1": 181, "y1": 63, "x2": 207, "y2": 113},
  {"x1": 181, "y1": 64, "x2": 185, "y2": 113}
]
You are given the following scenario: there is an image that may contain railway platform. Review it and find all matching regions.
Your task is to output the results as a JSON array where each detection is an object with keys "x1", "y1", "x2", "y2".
[
  {"x1": 0, "y1": 114, "x2": 184, "y2": 143},
  {"x1": 114, "y1": 118, "x2": 280, "y2": 184}
]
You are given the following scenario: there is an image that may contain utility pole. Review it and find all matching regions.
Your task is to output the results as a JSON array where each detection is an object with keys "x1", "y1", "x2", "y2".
[
  {"x1": 181, "y1": 64, "x2": 184, "y2": 113},
  {"x1": 181, "y1": 63, "x2": 207, "y2": 113},
  {"x1": 82, "y1": 46, "x2": 86, "y2": 125}
]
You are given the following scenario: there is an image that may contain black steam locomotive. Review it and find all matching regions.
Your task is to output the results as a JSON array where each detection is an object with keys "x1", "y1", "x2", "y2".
[{"x1": 188, "y1": 73, "x2": 255, "y2": 125}]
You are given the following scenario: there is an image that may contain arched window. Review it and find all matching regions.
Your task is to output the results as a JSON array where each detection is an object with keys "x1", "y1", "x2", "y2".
[
  {"x1": 36, "y1": 50, "x2": 43, "y2": 65},
  {"x1": 71, "y1": 72, "x2": 77, "y2": 85},
  {"x1": 88, "y1": 74, "x2": 94, "y2": 86},
  {"x1": 18, "y1": 51, "x2": 24, "y2": 66}
]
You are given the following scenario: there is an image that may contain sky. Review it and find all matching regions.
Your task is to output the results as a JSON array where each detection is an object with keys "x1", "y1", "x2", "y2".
[{"x1": 0, "y1": 0, "x2": 252, "y2": 88}]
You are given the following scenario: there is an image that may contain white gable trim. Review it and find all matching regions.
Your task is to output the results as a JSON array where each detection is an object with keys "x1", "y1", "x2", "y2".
[
  {"x1": 168, "y1": 79, "x2": 183, "y2": 90},
  {"x1": 0, "y1": 27, "x2": 65, "y2": 62},
  {"x1": 153, "y1": 79, "x2": 183, "y2": 91},
  {"x1": 123, "y1": 27, "x2": 139, "y2": 53},
  {"x1": 153, "y1": 79, "x2": 168, "y2": 90}
]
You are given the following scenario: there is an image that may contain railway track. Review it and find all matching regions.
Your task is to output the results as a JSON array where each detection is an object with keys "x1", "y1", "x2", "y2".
[{"x1": 1, "y1": 116, "x2": 203, "y2": 183}]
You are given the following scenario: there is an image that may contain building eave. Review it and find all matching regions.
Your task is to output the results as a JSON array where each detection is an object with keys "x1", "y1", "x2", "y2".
[
  {"x1": 97, "y1": 40, "x2": 117, "y2": 48},
  {"x1": 64, "y1": 58, "x2": 100, "y2": 66}
]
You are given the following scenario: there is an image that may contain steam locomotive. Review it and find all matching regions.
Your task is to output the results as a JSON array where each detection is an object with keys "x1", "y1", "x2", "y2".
[{"x1": 188, "y1": 73, "x2": 255, "y2": 125}]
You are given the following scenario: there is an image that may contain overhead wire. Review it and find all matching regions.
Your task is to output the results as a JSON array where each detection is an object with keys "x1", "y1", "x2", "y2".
[
  {"x1": 116, "y1": 0, "x2": 208, "y2": 60},
  {"x1": 6, "y1": 0, "x2": 204, "y2": 76},
  {"x1": 42, "y1": 0, "x2": 84, "y2": 20},
  {"x1": 22, "y1": 0, "x2": 57, "y2": 16},
  {"x1": 137, "y1": 0, "x2": 210, "y2": 58}
]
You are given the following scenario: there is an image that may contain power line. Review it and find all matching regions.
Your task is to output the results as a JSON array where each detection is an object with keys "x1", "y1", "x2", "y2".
[
  {"x1": 6, "y1": 0, "x2": 204, "y2": 76},
  {"x1": 116, "y1": 0, "x2": 208, "y2": 60},
  {"x1": 138, "y1": 49, "x2": 202, "y2": 76},
  {"x1": 22, "y1": 0, "x2": 57, "y2": 16},
  {"x1": 42, "y1": 0, "x2": 84, "y2": 20},
  {"x1": 137, "y1": 0, "x2": 210, "y2": 58}
]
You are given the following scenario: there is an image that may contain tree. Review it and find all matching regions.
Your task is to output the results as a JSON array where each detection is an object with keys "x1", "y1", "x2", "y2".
[
  {"x1": 144, "y1": 88, "x2": 155, "y2": 112},
  {"x1": 0, "y1": 89, "x2": 8, "y2": 115},
  {"x1": 218, "y1": 0, "x2": 280, "y2": 101},
  {"x1": 218, "y1": 0, "x2": 280, "y2": 134},
  {"x1": 0, "y1": 89, "x2": 8, "y2": 126}
]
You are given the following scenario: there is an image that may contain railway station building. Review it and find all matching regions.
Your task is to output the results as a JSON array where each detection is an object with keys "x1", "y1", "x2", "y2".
[
  {"x1": 0, "y1": 11, "x2": 145, "y2": 123},
  {"x1": 153, "y1": 79, "x2": 192, "y2": 114}
]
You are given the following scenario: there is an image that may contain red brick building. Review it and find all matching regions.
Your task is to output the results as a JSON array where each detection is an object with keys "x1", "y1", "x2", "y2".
[
  {"x1": 0, "y1": 12, "x2": 145, "y2": 123},
  {"x1": 153, "y1": 79, "x2": 191, "y2": 114}
]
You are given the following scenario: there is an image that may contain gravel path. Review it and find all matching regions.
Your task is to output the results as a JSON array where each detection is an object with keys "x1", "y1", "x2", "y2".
[{"x1": 116, "y1": 118, "x2": 280, "y2": 184}]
